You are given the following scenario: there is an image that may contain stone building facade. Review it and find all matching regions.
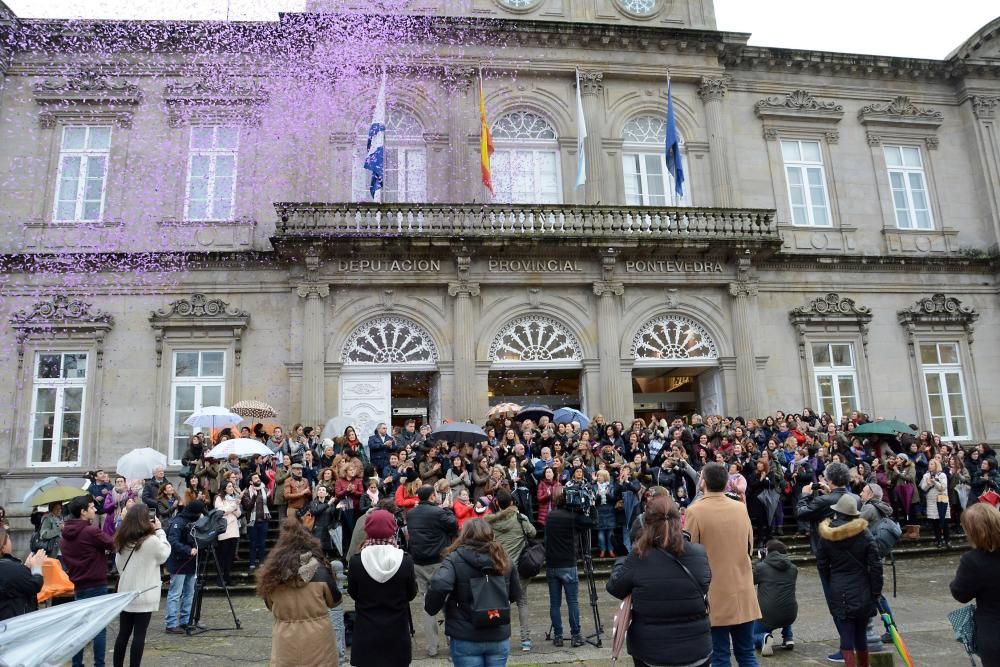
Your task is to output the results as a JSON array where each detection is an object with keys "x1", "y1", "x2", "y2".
[{"x1": 0, "y1": 0, "x2": 998, "y2": 501}]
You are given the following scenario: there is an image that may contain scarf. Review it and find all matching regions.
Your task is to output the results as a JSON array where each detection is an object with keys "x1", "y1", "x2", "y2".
[
  {"x1": 361, "y1": 536, "x2": 396, "y2": 549},
  {"x1": 365, "y1": 487, "x2": 380, "y2": 505}
]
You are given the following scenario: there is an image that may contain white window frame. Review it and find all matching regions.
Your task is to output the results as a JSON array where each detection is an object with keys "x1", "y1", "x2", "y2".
[
  {"x1": 919, "y1": 342, "x2": 970, "y2": 440},
  {"x1": 352, "y1": 109, "x2": 427, "y2": 203},
  {"x1": 780, "y1": 139, "x2": 832, "y2": 227},
  {"x1": 810, "y1": 342, "x2": 859, "y2": 420},
  {"x1": 184, "y1": 126, "x2": 239, "y2": 221},
  {"x1": 491, "y1": 148, "x2": 562, "y2": 204},
  {"x1": 169, "y1": 350, "x2": 227, "y2": 463},
  {"x1": 27, "y1": 352, "x2": 88, "y2": 467},
  {"x1": 621, "y1": 115, "x2": 690, "y2": 207},
  {"x1": 53, "y1": 126, "x2": 111, "y2": 222},
  {"x1": 883, "y1": 144, "x2": 934, "y2": 230}
]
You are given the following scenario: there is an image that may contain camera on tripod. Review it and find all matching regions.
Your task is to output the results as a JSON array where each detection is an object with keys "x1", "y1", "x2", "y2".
[{"x1": 563, "y1": 485, "x2": 595, "y2": 514}]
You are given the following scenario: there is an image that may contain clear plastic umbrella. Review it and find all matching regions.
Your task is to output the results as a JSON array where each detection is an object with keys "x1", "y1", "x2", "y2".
[
  {"x1": 115, "y1": 448, "x2": 167, "y2": 482},
  {"x1": 0, "y1": 591, "x2": 138, "y2": 667}
]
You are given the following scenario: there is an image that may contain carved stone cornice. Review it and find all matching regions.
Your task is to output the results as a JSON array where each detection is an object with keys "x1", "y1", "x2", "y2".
[
  {"x1": 577, "y1": 70, "x2": 604, "y2": 96},
  {"x1": 971, "y1": 95, "x2": 1000, "y2": 120},
  {"x1": 441, "y1": 66, "x2": 476, "y2": 93},
  {"x1": 754, "y1": 89, "x2": 844, "y2": 123},
  {"x1": 858, "y1": 96, "x2": 943, "y2": 129},
  {"x1": 697, "y1": 76, "x2": 729, "y2": 102},
  {"x1": 11, "y1": 295, "x2": 114, "y2": 370},
  {"x1": 592, "y1": 281, "x2": 624, "y2": 297},
  {"x1": 296, "y1": 283, "x2": 330, "y2": 299},
  {"x1": 33, "y1": 70, "x2": 143, "y2": 129},
  {"x1": 149, "y1": 293, "x2": 250, "y2": 367},
  {"x1": 866, "y1": 132, "x2": 882, "y2": 146},
  {"x1": 789, "y1": 293, "x2": 872, "y2": 357},
  {"x1": 162, "y1": 78, "x2": 270, "y2": 128},
  {"x1": 897, "y1": 293, "x2": 979, "y2": 346},
  {"x1": 448, "y1": 281, "x2": 481, "y2": 297}
]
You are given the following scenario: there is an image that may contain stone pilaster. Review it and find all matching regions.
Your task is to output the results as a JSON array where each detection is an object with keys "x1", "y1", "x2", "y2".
[
  {"x1": 969, "y1": 95, "x2": 1000, "y2": 249},
  {"x1": 443, "y1": 67, "x2": 477, "y2": 202},
  {"x1": 593, "y1": 279, "x2": 625, "y2": 419},
  {"x1": 727, "y1": 254, "x2": 759, "y2": 417},
  {"x1": 698, "y1": 76, "x2": 734, "y2": 207},
  {"x1": 448, "y1": 259, "x2": 480, "y2": 421},
  {"x1": 578, "y1": 69, "x2": 605, "y2": 204},
  {"x1": 296, "y1": 282, "x2": 330, "y2": 425}
]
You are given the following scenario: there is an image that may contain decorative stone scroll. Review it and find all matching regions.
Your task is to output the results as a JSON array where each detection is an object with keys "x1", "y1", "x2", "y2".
[
  {"x1": 972, "y1": 95, "x2": 1000, "y2": 120},
  {"x1": 342, "y1": 316, "x2": 439, "y2": 365},
  {"x1": 754, "y1": 89, "x2": 844, "y2": 122},
  {"x1": 162, "y1": 79, "x2": 270, "y2": 128},
  {"x1": 149, "y1": 293, "x2": 249, "y2": 367},
  {"x1": 858, "y1": 96, "x2": 943, "y2": 128},
  {"x1": 34, "y1": 70, "x2": 144, "y2": 129},
  {"x1": 489, "y1": 315, "x2": 583, "y2": 363},
  {"x1": 10, "y1": 294, "x2": 114, "y2": 370},
  {"x1": 897, "y1": 294, "x2": 979, "y2": 347},
  {"x1": 789, "y1": 293, "x2": 872, "y2": 358},
  {"x1": 631, "y1": 315, "x2": 718, "y2": 361}
]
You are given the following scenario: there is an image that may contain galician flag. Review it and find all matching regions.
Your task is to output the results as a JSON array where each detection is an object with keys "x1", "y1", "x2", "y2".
[
  {"x1": 363, "y1": 69, "x2": 387, "y2": 199},
  {"x1": 479, "y1": 69, "x2": 494, "y2": 196},
  {"x1": 665, "y1": 77, "x2": 685, "y2": 198},
  {"x1": 575, "y1": 68, "x2": 587, "y2": 190}
]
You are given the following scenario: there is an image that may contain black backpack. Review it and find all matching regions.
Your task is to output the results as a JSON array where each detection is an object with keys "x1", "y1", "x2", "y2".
[
  {"x1": 191, "y1": 509, "x2": 227, "y2": 547},
  {"x1": 461, "y1": 553, "x2": 511, "y2": 629}
]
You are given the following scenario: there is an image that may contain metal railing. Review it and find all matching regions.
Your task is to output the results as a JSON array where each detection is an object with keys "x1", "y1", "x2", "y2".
[{"x1": 274, "y1": 202, "x2": 779, "y2": 241}]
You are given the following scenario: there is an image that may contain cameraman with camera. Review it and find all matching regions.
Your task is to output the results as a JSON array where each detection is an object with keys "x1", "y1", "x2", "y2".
[
  {"x1": 544, "y1": 486, "x2": 594, "y2": 647},
  {"x1": 164, "y1": 499, "x2": 205, "y2": 634}
]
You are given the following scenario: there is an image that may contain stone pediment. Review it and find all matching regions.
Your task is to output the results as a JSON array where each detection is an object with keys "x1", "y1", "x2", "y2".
[
  {"x1": 947, "y1": 17, "x2": 1000, "y2": 63},
  {"x1": 789, "y1": 293, "x2": 872, "y2": 323},
  {"x1": 150, "y1": 293, "x2": 250, "y2": 366},
  {"x1": 10, "y1": 294, "x2": 114, "y2": 369},
  {"x1": 33, "y1": 70, "x2": 144, "y2": 128},
  {"x1": 858, "y1": 96, "x2": 943, "y2": 128},
  {"x1": 897, "y1": 294, "x2": 978, "y2": 329},
  {"x1": 162, "y1": 79, "x2": 270, "y2": 128},
  {"x1": 754, "y1": 89, "x2": 844, "y2": 123}
]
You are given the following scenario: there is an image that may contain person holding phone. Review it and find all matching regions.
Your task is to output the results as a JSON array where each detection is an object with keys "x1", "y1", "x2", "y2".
[{"x1": 113, "y1": 504, "x2": 171, "y2": 667}]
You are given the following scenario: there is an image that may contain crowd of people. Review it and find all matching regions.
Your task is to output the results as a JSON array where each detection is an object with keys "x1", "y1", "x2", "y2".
[{"x1": 0, "y1": 407, "x2": 998, "y2": 667}]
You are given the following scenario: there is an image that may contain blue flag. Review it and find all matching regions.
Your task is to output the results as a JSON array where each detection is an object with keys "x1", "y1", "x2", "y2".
[
  {"x1": 364, "y1": 70, "x2": 387, "y2": 198},
  {"x1": 665, "y1": 79, "x2": 684, "y2": 198}
]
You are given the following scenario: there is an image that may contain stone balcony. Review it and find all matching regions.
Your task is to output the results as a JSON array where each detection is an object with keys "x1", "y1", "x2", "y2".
[{"x1": 272, "y1": 202, "x2": 781, "y2": 251}]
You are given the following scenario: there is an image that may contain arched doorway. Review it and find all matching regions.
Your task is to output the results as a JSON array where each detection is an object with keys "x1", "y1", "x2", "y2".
[
  {"x1": 630, "y1": 314, "x2": 722, "y2": 420},
  {"x1": 340, "y1": 316, "x2": 439, "y2": 436},
  {"x1": 487, "y1": 314, "x2": 583, "y2": 409}
]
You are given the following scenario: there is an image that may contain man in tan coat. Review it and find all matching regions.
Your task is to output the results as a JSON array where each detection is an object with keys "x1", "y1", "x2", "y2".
[
  {"x1": 283, "y1": 463, "x2": 312, "y2": 518},
  {"x1": 685, "y1": 462, "x2": 762, "y2": 667}
]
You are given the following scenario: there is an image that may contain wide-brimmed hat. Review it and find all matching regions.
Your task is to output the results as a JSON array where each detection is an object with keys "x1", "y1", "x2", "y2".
[{"x1": 831, "y1": 494, "x2": 860, "y2": 517}]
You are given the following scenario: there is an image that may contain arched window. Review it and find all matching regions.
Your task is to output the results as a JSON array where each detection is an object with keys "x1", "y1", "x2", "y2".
[
  {"x1": 489, "y1": 315, "x2": 582, "y2": 365},
  {"x1": 621, "y1": 115, "x2": 691, "y2": 206},
  {"x1": 352, "y1": 108, "x2": 427, "y2": 203},
  {"x1": 342, "y1": 316, "x2": 439, "y2": 365},
  {"x1": 631, "y1": 315, "x2": 717, "y2": 361},
  {"x1": 490, "y1": 110, "x2": 562, "y2": 204}
]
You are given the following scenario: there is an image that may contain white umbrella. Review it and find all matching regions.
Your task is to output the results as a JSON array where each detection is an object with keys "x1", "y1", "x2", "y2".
[
  {"x1": 21, "y1": 477, "x2": 90, "y2": 508},
  {"x1": 321, "y1": 416, "x2": 355, "y2": 441},
  {"x1": 116, "y1": 448, "x2": 167, "y2": 481},
  {"x1": 0, "y1": 591, "x2": 139, "y2": 667},
  {"x1": 205, "y1": 437, "x2": 273, "y2": 459},
  {"x1": 183, "y1": 406, "x2": 244, "y2": 430}
]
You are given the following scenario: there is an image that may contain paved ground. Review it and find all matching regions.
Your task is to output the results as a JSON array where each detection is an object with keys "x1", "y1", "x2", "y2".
[{"x1": 118, "y1": 553, "x2": 971, "y2": 666}]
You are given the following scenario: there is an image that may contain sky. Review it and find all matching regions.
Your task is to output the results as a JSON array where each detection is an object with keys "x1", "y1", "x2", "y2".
[{"x1": 3, "y1": 0, "x2": 997, "y2": 60}]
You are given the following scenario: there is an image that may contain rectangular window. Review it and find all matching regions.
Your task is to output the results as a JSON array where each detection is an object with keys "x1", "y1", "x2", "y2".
[
  {"x1": 884, "y1": 145, "x2": 933, "y2": 230},
  {"x1": 622, "y1": 152, "x2": 691, "y2": 207},
  {"x1": 54, "y1": 126, "x2": 111, "y2": 222},
  {"x1": 185, "y1": 126, "x2": 239, "y2": 221},
  {"x1": 781, "y1": 139, "x2": 831, "y2": 227},
  {"x1": 811, "y1": 342, "x2": 858, "y2": 419},
  {"x1": 492, "y1": 149, "x2": 561, "y2": 204},
  {"x1": 169, "y1": 350, "x2": 226, "y2": 462},
  {"x1": 28, "y1": 352, "x2": 87, "y2": 465},
  {"x1": 354, "y1": 146, "x2": 428, "y2": 203},
  {"x1": 919, "y1": 342, "x2": 969, "y2": 439}
]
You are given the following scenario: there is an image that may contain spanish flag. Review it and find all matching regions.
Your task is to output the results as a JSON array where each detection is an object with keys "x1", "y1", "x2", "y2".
[{"x1": 479, "y1": 70, "x2": 494, "y2": 196}]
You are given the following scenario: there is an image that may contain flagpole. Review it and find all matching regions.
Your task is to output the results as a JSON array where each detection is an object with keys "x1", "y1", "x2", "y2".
[{"x1": 667, "y1": 67, "x2": 676, "y2": 208}]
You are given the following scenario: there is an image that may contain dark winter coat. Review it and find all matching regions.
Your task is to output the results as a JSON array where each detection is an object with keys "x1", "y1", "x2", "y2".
[
  {"x1": 606, "y1": 545, "x2": 712, "y2": 666},
  {"x1": 0, "y1": 554, "x2": 43, "y2": 620},
  {"x1": 753, "y1": 550, "x2": 798, "y2": 630},
  {"x1": 60, "y1": 518, "x2": 114, "y2": 590},
  {"x1": 950, "y1": 548, "x2": 1000, "y2": 664},
  {"x1": 424, "y1": 544, "x2": 521, "y2": 643},
  {"x1": 165, "y1": 509, "x2": 199, "y2": 575},
  {"x1": 348, "y1": 549, "x2": 417, "y2": 667},
  {"x1": 593, "y1": 481, "x2": 618, "y2": 531},
  {"x1": 815, "y1": 517, "x2": 883, "y2": 619},
  {"x1": 309, "y1": 499, "x2": 336, "y2": 552},
  {"x1": 796, "y1": 486, "x2": 856, "y2": 554},
  {"x1": 406, "y1": 501, "x2": 459, "y2": 566}
]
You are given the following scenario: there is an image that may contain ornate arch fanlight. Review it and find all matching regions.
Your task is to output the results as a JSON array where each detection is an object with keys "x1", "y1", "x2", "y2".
[
  {"x1": 342, "y1": 316, "x2": 439, "y2": 365},
  {"x1": 631, "y1": 315, "x2": 718, "y2": 360},
  {"x1": 489, "y1": 315, "x2": 583, "y2": 362}
]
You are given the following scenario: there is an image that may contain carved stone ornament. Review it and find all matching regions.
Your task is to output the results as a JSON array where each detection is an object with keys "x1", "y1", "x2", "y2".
[
  {"x1": 342, "y1": 316, "x2": 439, "y2": 365},
  {"x1": 296, "y1": 283, "x2": 331, "y2": 299},
  {"x1": 489, "y1": 315, "x2": 583, "y2": 363},
  {"x1": 697, "y1": 77, "x2": 729, "y2": 101},
  {"x1": 10, "y1": 294, "x2": 114, "y2": 370},
  {"x1": 971, "y1": 95, "x2": 1000, "y2": 120},
  {"x1": 631, "y1": 314, "x2": 719, "y2": 360},
  {"x1": 754, "y1": 89, "x2": 844, "y2": 122},
  {"x1": 858, "y1": 96, "x2": 943, "y2": 128},
  {"x1": 897, "y1": 294, "x2": 979, "y2": 347},
  {"x1": 593, "y1": 281, "x2": 625, "y2": 297},
  {"x1": 789, "y1": 293, "x2": 872, "y2": 358},
  {"x1": 441, "y1": 66, "x2": 477, "y2": 93},
  {"x1": 33, "y1": 70, "x2": 143, "y2": 128},
  {"x1": 162, "y1": 79, "x2": 270, "y2": 128},
  {"x1": 149, "y1": 294, "x2": 250, "y2": 368},
  {"x1": 448, "y1": 282, "x2": 481, "y2": 298},
  {"x1": 577, "y1": 70, "x2": 604, "y2": 96}
]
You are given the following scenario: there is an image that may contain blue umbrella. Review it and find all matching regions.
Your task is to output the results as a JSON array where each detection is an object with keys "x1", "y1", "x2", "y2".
[{"x1": 552, "y1": 407, "x2": 589, "y2": 428}]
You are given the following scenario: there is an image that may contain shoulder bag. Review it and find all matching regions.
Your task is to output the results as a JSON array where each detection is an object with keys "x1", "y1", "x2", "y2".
[
  {"x1": 516, "y1": 513, "x2": 545, "y2": 580},
  {"x1": 662, "y1": 549, "x2": 709, "y2": 612}
]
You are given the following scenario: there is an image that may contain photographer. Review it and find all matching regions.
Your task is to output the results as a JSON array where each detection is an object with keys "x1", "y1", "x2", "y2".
[
  {"x1": 164, "y1": 500, "x2": 205, "y2": 634},
  {"x1": 544, "y1": 487, "x2": 594, "y2": 648},
  {"x1": 407, "y1": 485, "x2": 459, "y2": 658}
]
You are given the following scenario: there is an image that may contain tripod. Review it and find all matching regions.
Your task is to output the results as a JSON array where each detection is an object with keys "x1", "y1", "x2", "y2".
[
  {"x1": 577, "y1": 530, "x2": 603, "y2": 648},
  {"x1": 186, "y1": 542, "x2": 242, "y2": 635}
]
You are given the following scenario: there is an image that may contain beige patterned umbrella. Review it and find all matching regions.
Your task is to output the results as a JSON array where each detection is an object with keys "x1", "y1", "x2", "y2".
[
  {"x1": 230, "y1": 399, "x2": 278, "y2": 420},
  {"x1": 487, "y1": 402, "x2": 521, "y2": 420}
]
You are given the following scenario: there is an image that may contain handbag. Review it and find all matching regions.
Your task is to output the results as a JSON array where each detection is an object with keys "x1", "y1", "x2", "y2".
[
  {"x1": 516, "y1": 514, "x2": 545, "y2": 580},
  {"x1": 978, "y1": 489, "x2": 1000, "y2": 508},
  {"x1": 947, "y1": 604, "x2": 978, "y2": 666},
  {"x1": 610, "y1": 593, "x2": 633, "y2": 665}
]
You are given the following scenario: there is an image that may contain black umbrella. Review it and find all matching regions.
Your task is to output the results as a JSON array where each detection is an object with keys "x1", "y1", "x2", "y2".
[
  {"x1": 515, "y1": 404, "x2": 554, "y2": 423},
  {"x1": 430, "y1": 422, "x2": 489, "y2": 445}
]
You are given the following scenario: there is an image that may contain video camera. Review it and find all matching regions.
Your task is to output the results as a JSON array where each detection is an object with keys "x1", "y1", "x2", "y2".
[{"x1": 563, "y1": 485, "x2": 595, "y2": 514}]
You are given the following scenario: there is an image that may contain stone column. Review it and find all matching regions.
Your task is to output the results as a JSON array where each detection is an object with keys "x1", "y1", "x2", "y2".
[
  {"x1": 698, "y1": 76, "x2": 735, "y2": 207},
  {"x1": 578, "y1": 70, "x2": 605, "y2": 204},
  {"x1": 297, "y1": 282, "x2": 330, "y2": 425},
  {"x1": 728, "y1": 254, "x2": 759, "y2": 417},
  {"x1": 443, "y1": 67, "x2": 478, "y2": 202},
  {"x1": 593, "y1": 280, "x2": 626, "y2": 419},
  {"x1": 448, "y1": 253, "x2": 480, "y2": 421}
]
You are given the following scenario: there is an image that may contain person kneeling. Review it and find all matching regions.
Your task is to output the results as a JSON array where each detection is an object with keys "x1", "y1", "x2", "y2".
[{"x1": 752, "y1": 540, "x2": 797, "y2": 656}]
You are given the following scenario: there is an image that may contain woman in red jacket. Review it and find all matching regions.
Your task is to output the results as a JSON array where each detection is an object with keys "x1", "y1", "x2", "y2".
[
  {"x1": 394, "y1": 469, "x2": 421, "y2": 512},
  {"x1": 536, "y1": 466, "x2": 561, "y2": 526}
]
